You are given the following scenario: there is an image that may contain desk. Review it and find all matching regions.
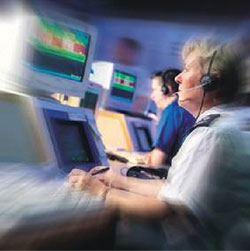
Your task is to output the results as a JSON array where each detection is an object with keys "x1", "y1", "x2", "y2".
[
  {"x1": 106, "y1": 150, "x2": 149, "y2": 167},
  {"x1": 0, "y1": 207, "x2": 118, "y2": 250},
  {"x1": 0, "y1": 167, "x2": 118, "y2": 250}
]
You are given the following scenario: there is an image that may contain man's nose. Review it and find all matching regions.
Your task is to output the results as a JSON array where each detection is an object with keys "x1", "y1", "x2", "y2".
[{"x1": 175, "y1": 74, "x2": 182, "y2": 84}]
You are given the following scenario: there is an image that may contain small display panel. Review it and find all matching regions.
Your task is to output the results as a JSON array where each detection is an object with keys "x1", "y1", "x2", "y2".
[
  {"x1": 24, "y1": 17, "x2": 91, "y2": 82},
  {"x1": 80, "y1": 91, "x2": 98, "y2": 111},
  {"x1": 110, "y1": 70, "x2": 136, "y2": 103},
  {"x1": 51, "y1": 119, "x2": 93, "y2": 165}
]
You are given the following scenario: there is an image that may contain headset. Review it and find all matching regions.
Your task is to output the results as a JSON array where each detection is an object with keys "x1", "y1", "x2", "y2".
[
  {"x1": 195, "y1": 50, "x2": 219, "y2": 121},
  {"x1": 161, "y1": 78, "x2": 169, "y2": 95},
  {"x1": 173, "y1": 50, "x2": 219, "y2": 96},
  {"x1": 200, "y1": 50, "x2": 219, "y2": 92}
]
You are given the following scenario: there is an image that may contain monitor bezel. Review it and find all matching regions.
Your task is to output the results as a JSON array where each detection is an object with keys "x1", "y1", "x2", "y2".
[
  {"x1": 105, "y1": 63, "x2": 138, "y2": 113},
  {"x1": 132, "y1": 122, "x2": 153, "y2": 152},
  {"x1": 17, "y1": 12, "x2": 97, "y2": 98},
  {"x1": 43, "y1": 108, "x2": 101, "y2": 173}
]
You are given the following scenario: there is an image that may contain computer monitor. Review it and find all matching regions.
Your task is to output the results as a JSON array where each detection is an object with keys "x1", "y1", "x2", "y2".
[
  {"x1": 5, "y1": 11, "x2": 97, "y2": 98},
  {"x1": 0, "y1": 91, "x2": 49, "y2": 166},
  {"x1": 108, "y1": 69, "x2": 136, "y2": 105},
  {"x1": 43, "y1": 105, "x2": 106, "y2": 173},
  {"x1": 132, "y1": 124, "x2": 153, "y2": 152},
  {"x1": 96, "y1": 109, "x2": 155, "y2": 152},
  {"x1": 96, "y1": 110, "x2": 133, "y2": 151},
  {"x1": 124, "y1": 116, "x2": 154, "y2": 152},
  {"x1": 90, "y1": 61, "x2": 143, "y2": 113}
]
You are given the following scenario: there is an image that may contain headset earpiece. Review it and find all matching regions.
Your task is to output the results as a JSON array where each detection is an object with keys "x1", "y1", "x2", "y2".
[
  {"x1": 161, "y1": 84, "x2": 169, "y2": 95},
  {"x1": 200, "y1": 50, "x2": 219, "y2": 92},
  {"x1": 161, "y1": 75, "x2": 169, "y2": 95},
  {"x1": 200, "y1": 75, "x2": 219, "y2": 92}
]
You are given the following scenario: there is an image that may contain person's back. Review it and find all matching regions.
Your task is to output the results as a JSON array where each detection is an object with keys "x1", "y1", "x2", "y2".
[{"x1": 154, "y1": 98, "x2": 194, "y2": 166}]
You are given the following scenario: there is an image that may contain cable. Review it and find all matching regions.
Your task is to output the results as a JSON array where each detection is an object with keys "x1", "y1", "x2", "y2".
[{"x1": 195, "y1": 90, "x2": 206, "y2": 123}]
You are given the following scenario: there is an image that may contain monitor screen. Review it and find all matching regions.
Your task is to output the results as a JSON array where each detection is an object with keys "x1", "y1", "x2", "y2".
[
  {"x1": 43, "y1": 108, "x2": 101, "y2": 173},
  {"x1": 110, "y1": 70, "x2": 136, "y2": 103},
  {"x1": 96, "y1": 110, "x2": 133, "y2": 151},
  {"x1": 7, "y1": 13, "x2": 97, "y2": 98},
  {"x1": 80, "y1": 91, "x2": 98, "y2": 111},
  {"x1": 134, "y1": 126, "x2": 152, "y2": 152},
  {"x1": 51, "y1": 119, "x2": 93, "y2": 165},
  {"x1": 24, "y1": 17, "x2": 91, "y2": 82}
]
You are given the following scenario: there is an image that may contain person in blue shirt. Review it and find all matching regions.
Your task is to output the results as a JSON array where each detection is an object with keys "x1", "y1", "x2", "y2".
[{"x1": 146, "y1": 69, "x2": 195, "y2": 167}]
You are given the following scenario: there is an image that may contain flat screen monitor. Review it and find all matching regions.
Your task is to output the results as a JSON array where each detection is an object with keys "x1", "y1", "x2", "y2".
[
  {"x1": 8, "y1": 12, "x2": 97, "y2": 98},
  {"x1": 44, "y1": 109, "x2": 101, "y2": 173},
  {"x1": 133, "y1": 125, "x2": 152, "y2": 152}
]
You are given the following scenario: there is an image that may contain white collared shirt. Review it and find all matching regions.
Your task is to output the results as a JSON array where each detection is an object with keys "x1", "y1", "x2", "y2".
[{"x1": 158, "y1": 105, "x2": 250, "y2": 247}]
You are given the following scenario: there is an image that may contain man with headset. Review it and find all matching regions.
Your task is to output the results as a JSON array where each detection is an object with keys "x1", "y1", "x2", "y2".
[
  {"x1": 146, "y1": 69, "x2": 194, "y2": 167},
  {"x1": 69, "y1": 38, "x2": 250, "y2": 249}
]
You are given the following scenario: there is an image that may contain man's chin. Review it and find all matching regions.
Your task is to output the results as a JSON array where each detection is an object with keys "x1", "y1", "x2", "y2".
[
  {"x1": 178, "y1": 98, "x2": 189, "y2": 108},
  {"x1": 177, "y1": 98, "x2": 186, "y2": 105}
]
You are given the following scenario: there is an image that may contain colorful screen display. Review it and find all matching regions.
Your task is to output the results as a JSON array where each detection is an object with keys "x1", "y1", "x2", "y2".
[
  {"x1": 24, "y1": 17, "x2": 91, "y2": 82},
  {"x1": 110, "y1": 70, "x2": 136, "y2": 103}
]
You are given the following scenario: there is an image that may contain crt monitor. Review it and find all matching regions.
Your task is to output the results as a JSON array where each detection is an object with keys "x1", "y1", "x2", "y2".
[
  {"x1": 43, "y1": 109, "x2": 102, "y2": 173},
  {"x1": 105, "y1": 67, "x2": 138, "y2": 113},
  {"x1": 108, "y1": 69, "x2": 136, "y2": 107},
  {"x1": 90, "y1": 61, "x2": 139, "y2": 113},
  {"x1": 132, "y1": 124, "x2": 153, "y2": 152},
  {"x1": 6, "y1": 11, "x2": 97, "y2": 98},
  {"x1": 0, "y1": 91, "x2": 48, "y2": 165}
]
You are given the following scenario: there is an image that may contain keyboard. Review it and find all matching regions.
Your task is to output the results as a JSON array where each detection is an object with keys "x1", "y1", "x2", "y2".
[
  {"x1": 0, "y1": 166, "x2": 104, "y2": 231},
  {"x1": 106, "y1": 152, "x2": 129, "y2": 163},
  {"x1": 106, "y1": 150, "x2": 148, "y2": 165}
]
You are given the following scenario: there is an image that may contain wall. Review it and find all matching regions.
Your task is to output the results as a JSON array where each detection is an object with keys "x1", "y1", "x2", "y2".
[{"x1": 90, "y1": 16, "x2": 246, "y2": 111}]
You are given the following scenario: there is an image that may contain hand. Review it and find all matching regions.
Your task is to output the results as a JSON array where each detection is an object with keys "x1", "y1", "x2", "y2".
[
  {"x1": 89, "y1": 166, "x2": 127, "y2": 190},
  {"x1": 144, "y1": 153, "x2": 152, "y2": 166},
  {"x1": 68, "y1": 169, "x2": 108, "y2": 198},
  {"x1": 88, "y1": 166, "x2": 112, "y2": 186}
]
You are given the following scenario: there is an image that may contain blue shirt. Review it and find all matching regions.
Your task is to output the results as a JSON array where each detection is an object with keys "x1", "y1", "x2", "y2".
[{"x1": 153, "y1": 99, "x2": 195, "y2": 165}]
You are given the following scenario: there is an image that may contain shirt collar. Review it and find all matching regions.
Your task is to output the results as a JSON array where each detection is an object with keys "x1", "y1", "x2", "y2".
[{"x1": 197, "y1": 104, "x2": 229, "y2": 123}]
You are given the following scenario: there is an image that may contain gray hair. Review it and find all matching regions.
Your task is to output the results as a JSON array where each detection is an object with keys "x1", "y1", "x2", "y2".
[
  {"x1": 181, "y1": 38, "x2": 244, "y2": 103},
  {"x1": 181, "y1": 38, "x2": 222, "y2": 76}
]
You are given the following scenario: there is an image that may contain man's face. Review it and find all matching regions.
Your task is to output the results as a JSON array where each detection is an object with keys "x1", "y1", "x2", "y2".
[
  {"x1": 150, "y1": 76, "x2": 165, "y2": 109},
  {"x1": 175, "y1": 51, "x2": 204, "y2": 114}
]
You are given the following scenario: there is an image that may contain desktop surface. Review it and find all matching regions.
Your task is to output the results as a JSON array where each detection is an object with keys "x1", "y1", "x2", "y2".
[
  {"x1": 0, "y1": 165, "x2": 117, "y2": 250},
  {"x1": 106, "y1": 148, "x2": 148, "y2": 166}
]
